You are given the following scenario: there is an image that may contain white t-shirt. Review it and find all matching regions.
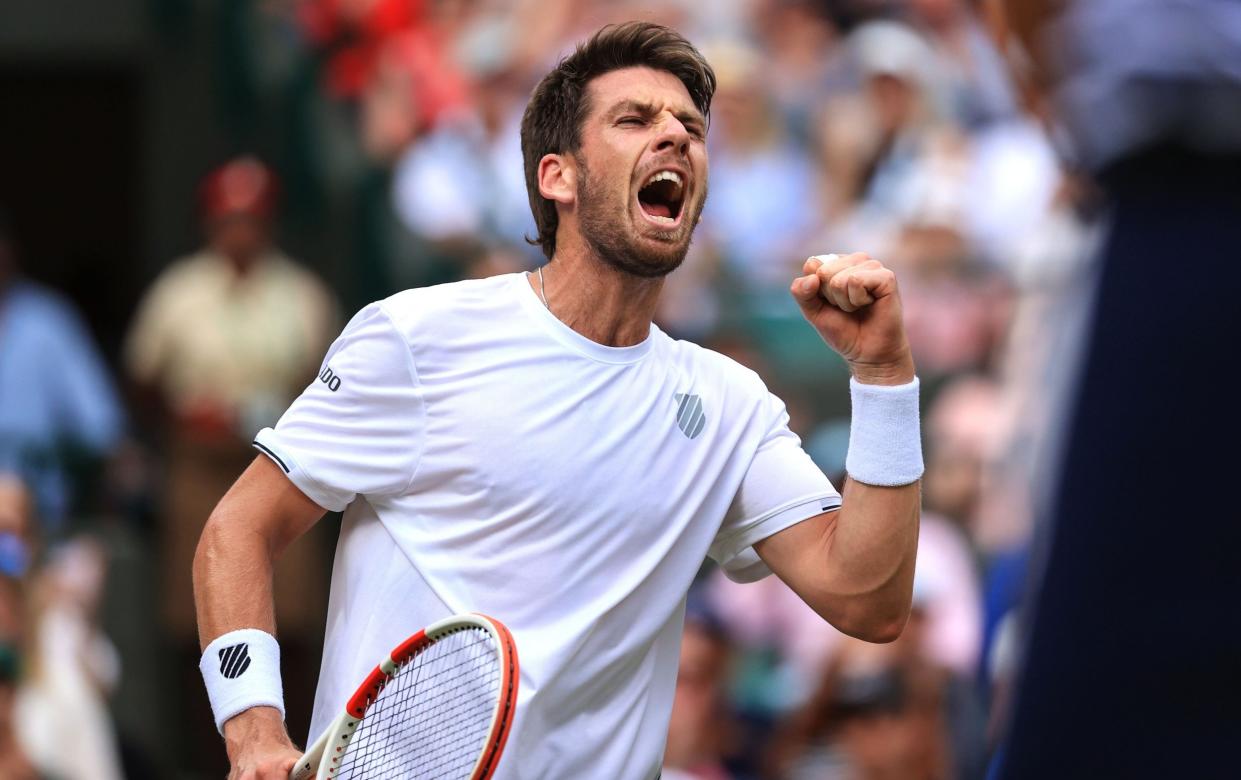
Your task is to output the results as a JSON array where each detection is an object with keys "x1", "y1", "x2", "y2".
[{"x1": 254, "y1": 273, "x2": 838, "y2": 779}]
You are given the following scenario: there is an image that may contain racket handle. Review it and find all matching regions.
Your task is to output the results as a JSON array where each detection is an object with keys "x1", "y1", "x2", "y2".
[
  {"x1": 290, "y1": 727, "x2": 328, "y2": 780},
  {"x1": 289, "y1": 754, "x2": 316, "y2": 780}
]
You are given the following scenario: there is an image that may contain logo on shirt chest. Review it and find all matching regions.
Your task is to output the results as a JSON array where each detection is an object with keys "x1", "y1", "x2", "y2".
[{"x1": 673, "y1": 393, "x2": 707, "y2": 440}]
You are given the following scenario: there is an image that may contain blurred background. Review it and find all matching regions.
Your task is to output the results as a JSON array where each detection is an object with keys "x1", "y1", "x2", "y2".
[{"x1": 0, "y1": 0, "x2": 1103, "y2": 778}]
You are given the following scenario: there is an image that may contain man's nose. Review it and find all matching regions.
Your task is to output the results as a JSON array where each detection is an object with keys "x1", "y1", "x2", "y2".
[{"x1": 653, "y1": 117, "x2": 691, "y2": 157}]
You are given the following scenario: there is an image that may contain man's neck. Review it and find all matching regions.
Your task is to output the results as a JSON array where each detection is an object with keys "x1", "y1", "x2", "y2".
[{"x1": 531, "y1": 237, "x2": 664, "y2": 348}]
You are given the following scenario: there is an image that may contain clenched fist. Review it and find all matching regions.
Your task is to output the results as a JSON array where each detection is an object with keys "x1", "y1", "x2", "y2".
[{"x1": 789, "y1": 252, "x2": 915, "y2": 386}]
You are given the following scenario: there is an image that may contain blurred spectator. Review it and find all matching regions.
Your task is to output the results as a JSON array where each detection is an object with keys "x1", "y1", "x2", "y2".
[
  {"x1": 754, "y1": 1, "x2": 844, "y2": 145},
  {"x1": 826, "y1": 21, "x2": 1014, "y2": 379},
  {"x1": 708, "y1": 566, "x2": 843, "y2": 716},
  {"x1": 799, "y1": 20, "x2": 1001, "y2": 380},
  {"x1": 708, "y1": 509, "x2": 985, "y2": 776},
  {"x1": 898, "y1": 267, "x2": 1009, "y2": 379},
  {"x1": 389, "y1": 69, "x2": 535, "y2": 257},
  {"x1": 960, "y1": 112, "x2": 1061, "y2": 275},
  {"x1": 0, "y1": 616, "x2": 39, "y2": 780},
  {"x1": 124, "y1": 154, "x2": 338, "y2": 636},
  {"x1": 15, "y1": 537, "x2": 124, "y2": 780},
  {"x1": 913, "y1": 513, "x2": 983, "y2": 678},
  {"x1": 708, "y1": 371, "x2": 988, "y2": 776},
  {"x1": 0, "y1": 214, "x2": 125, "y2": 534},
  {"x1": 0, "y1": 475, "x2": 34, "y2": 639},
  {"x1": 905, "y1": 0, "x2": 1018, "y2": 127},
  {"x1": 663, "y1": 597, "x2": 736, "y2": 780},
  {"x1": 0, "y1": 475, "x2": 35, "y2": 583},
  {"x1": 700, "y1": 40, "x2": 826, "y2": 286},
  {"x1": 123, "y1": 155, "x2": 338, "y2": 773},
  {"x1": 1, "y1": 473, "x2": 126, "y2": 778},
  {"x1": 766, "y1": 603, "x2": 953, "y2": 780},
  {"x1": 125, "y1": 157, "x2": 337, "y2": 445},
  {"x1": 817, "y1": 20, "x2": 965, "y2": 252},
  {"x1": 298, "y1": 0, "x2": 468, "y2": 120},
  {"x1": 923, "y1": 374, "x2": 1003, "y2": 531},
  {"x1": 0, "y1": 476, "x2": 41, "y2": 779}
]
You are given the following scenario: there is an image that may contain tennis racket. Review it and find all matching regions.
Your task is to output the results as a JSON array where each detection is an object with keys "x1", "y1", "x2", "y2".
[{"x1": 291, "y1": 613, "x2": 518, "y2": 780}]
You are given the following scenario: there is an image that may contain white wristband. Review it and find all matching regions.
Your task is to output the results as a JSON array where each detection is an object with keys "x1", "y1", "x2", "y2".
[
  {"x1": 200, "y1": 629, "x2": 285, "y2": 734},
  {"x1": 845, "y1": 377, "x2": 924, "y2": 486}
]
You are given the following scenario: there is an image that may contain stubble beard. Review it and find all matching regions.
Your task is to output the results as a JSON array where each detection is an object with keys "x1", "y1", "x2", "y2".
[{"x1": 575, "y1": 160, "x2": 706, "y2": 280}]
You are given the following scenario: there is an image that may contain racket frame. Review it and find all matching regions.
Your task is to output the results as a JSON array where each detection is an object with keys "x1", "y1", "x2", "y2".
[{"x1": 291, "y1": 613, "x2": 518, "y2": 780}]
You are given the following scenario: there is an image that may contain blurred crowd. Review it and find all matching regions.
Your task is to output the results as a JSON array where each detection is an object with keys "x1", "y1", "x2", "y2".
[{"x1": 0, "y1": 1, "x2": 1100, "y2": 778}]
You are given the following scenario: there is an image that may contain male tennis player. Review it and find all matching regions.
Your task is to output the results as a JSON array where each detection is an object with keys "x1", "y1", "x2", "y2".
[{"x1": 194, "y1": 22, "x2": 922, "y2": 779}]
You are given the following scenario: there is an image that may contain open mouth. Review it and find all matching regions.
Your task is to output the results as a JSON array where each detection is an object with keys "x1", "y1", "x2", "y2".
[{"x1": 637, "y1": 169, "x2": 686, "y2": 226}]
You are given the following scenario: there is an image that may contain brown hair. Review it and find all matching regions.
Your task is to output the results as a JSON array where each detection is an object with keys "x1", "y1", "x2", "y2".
[{"x1": 520, "y1": 22, "x2": 716, "y2": 259}]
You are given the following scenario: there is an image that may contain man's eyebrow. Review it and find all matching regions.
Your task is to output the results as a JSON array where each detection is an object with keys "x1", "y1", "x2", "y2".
[
  {"x1": 606, "y1": 99, "x2": 705, "y2": 127},
  {"x1": 677, "y1": 109, "x2": 706, "y2": 128},
  {"x1": 606, "y1": 99, "x2": 656, "y2": 118}
]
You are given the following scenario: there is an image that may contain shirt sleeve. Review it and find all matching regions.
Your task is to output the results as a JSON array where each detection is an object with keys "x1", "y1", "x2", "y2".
[
  {"x1": 252, "y1": 302, "x2": 424, "y2": 512},
  {"x1": 708, "y1": 392, "x2": 840, "y2": 584}
]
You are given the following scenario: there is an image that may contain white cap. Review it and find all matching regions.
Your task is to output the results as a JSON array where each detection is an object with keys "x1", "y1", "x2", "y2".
[{"x1": 850, "y1": 20, "x2": 937, "y2": 85}]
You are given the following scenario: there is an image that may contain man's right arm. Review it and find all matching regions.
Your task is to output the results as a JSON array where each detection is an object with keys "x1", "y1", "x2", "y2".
[{"x1": 193, "y1": 454, "x2": 327, "y2": 779}]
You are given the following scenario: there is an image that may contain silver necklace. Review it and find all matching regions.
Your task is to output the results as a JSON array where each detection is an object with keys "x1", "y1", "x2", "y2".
[{"x1": 537, "y1": 265, "x2": 550, "y2": 310}]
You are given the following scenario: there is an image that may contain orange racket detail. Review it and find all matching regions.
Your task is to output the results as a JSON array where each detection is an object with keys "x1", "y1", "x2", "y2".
[{"x1": 292, "y1": 614, "x2": 518, "y2": 780}]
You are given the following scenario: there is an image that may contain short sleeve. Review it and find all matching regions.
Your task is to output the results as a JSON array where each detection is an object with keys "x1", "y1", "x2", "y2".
[
  {"x1": 708, "y1": 393, "x2": 840, "y2": 583},
  {"x1": 252, "y1": 302, "x2": 424, "y2": 512}
]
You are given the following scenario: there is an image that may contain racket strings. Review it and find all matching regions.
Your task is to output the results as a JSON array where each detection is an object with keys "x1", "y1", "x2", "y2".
[{"x1": 335, "y1": 627, "x2": 501, "y2": 779}]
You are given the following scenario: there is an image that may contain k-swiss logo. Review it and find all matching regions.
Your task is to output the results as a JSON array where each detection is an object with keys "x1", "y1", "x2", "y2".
[
  {"x1": 318, "y1": 365, "x2": 342, "y2": 392},
  {"x1": 218, "y1": 643, "x2": 252, "y2": 679},
  {"x1": 673, "y1": 393, "x2": 707, "y2": 439}
]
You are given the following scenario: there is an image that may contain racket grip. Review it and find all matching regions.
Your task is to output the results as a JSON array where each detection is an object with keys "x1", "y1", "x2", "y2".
[
  {"x1": 289, "y1": 753, "x2": 316, "y2": 780},
  {"x1": 290, "y1": 725, "x2": 329, "y2": 780}
]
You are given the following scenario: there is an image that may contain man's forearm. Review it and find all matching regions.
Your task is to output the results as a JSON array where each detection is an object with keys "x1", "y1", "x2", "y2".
[
  {"x1": 192, "y1": 489, "x2": 291, "y2": 744},
  {"x1": 824, "y1": 344, "x2": 921, "y2": 639},
  {"x1": 774, "y1": 251, "x2": 923, "y2": 641},
  {"x1": 192, "y1": 456, "x2": 326, "y2": 765},
  {"x1": 820, "y1": 477, "x2": 920, "y2": 641},
  {"x1": 193, "y1": 456, "x2": 324, "y2": 647},
  {"x1": 754, "y1": 476, "x2": 920, "y2": 643},
  {"x1": 193, "y1": 507, "x2": 279, "y2": 649}
]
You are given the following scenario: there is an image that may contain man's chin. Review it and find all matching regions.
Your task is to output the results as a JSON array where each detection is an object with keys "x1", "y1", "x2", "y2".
[
  {"x1": 575, "y1": 180, "x2": 700, "y2": 279},
  {"x1": 595, "y1": 233, "x2": 690, "y2": 279}
]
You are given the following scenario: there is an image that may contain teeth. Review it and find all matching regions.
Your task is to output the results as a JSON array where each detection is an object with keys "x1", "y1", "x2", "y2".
[
  {"x1": 648, "y1": 214, "x2": 676, "y2": 224},
  {"x1": 645, "y1": 170, "x2": 683, "y2": 188}
]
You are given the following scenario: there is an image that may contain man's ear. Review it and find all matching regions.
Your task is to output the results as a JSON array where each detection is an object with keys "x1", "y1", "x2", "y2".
[{"x1": 537, "y1": 153, "x2": 577, "y2": 206}]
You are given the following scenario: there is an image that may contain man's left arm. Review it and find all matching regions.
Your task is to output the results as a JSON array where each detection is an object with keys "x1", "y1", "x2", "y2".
[{"x1": 755, "y1": 252, "x2": 922, "y2": 643}]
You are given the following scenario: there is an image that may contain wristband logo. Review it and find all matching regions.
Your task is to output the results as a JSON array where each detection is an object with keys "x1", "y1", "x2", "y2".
[{"x1": 218, "y1": 642, "x2": 252, "y2": 679}]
